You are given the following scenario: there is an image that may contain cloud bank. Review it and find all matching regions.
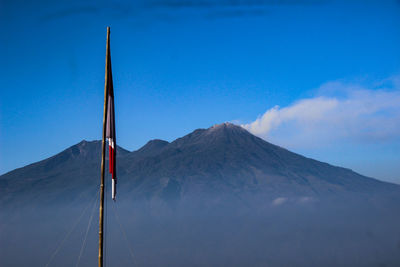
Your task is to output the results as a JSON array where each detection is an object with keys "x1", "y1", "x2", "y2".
[{"x1": 242, "y1": 76, "x2": 400, "y2": 148}]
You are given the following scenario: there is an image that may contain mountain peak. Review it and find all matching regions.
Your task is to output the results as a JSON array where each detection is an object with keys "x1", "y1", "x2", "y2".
[
  {"x1": 70, "y1": 139, "x2": 129, "y2": 157},
  {"x1": 133, "y1": 139, "x2": 169, "y2": 158},
  {"x1": 209, "y1": 122, "x2": 239, "y2": 129},
  {"x1": 67, "y1": 140, "x2": 101, "y2": 157},
  {"x1": 207, "y1": 122, "x2": 247, "y2": 134},
  {"x1": 75, "y1": 139, "x2": 99, "y2": 148},
  {"x1": 139, "y1": 139, "x2": 169, "y2": 151}
]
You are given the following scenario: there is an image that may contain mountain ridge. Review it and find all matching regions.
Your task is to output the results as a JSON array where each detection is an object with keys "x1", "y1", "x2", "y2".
[{"x1": 1, "y1": 122, "x2": 399, "y2": 206}]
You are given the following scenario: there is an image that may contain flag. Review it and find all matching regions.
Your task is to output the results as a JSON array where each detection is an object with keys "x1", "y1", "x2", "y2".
[{"x1": 105, "y1": 43, "x2": 117, "y2": 201}]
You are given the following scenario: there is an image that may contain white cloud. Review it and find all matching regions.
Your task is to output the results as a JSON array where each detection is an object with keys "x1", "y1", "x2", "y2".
[
  {"x1": 242, "y1": 77, "x2": 400, "y2": 148},
  {"x1": 272, "y1": 197, "x2": 287, "y2": 206}
]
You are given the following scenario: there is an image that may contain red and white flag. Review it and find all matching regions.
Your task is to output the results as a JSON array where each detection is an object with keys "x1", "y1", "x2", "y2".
[{"x1": 105, "y1": 46, "x2": 117, "y2": 200}]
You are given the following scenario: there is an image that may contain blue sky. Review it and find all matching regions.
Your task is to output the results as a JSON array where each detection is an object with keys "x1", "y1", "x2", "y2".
[{"x1": 1, "y1": 0, "x2": 399, "y2": 183}]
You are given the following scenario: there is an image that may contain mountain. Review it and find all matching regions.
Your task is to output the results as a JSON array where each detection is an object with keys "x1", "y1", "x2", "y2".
[
  {"x1": 120, "y1": 122, "x2": 398, "y2": 201},
  {"x1": 1, "y1": 123, "x2": 400, "y2": 267},
  {"x1": 1, "y1": 122, "x2": 398, "y2": 207}
]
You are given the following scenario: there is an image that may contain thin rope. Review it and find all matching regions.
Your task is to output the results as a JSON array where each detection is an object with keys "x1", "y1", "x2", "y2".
[
  {"x1": 75, "y1": 190, "x2": 99, "y2": 267},
  {"x1": 112, "y1": 202, "x2": 138, "y2": 266},
  {"x1": 44, "y1": 189, "x2": 98, "y2": 267}
]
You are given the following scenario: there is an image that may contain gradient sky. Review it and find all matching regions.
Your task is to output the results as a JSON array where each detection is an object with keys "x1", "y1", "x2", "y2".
[{"x1": 1, "y1": 0, "x2": 399, "y2": 183}]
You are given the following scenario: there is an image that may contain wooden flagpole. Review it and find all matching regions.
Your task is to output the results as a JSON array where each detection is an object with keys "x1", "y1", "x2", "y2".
[{"x1": 99, "y1": 26, "x2": 110, "y2": 267}]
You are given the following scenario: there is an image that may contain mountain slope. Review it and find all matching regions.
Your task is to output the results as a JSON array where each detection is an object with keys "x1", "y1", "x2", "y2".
[
  {"x1": 0, "y1": 140, "x2": 129, "y2": 206},
  {"x1": 119, "y1": 123, "x2": 398, "y2": 201}
]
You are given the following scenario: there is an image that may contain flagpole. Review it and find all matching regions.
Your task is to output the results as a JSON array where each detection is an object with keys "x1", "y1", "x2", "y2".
[{"x1": 99, "y1": 26, "x2": 110, "y2": 267}]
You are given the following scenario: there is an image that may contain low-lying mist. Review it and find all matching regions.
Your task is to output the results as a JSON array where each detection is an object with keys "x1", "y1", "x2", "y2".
[{"x1": 1, "y1": 192, "x2": 400, "y2": 267}]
